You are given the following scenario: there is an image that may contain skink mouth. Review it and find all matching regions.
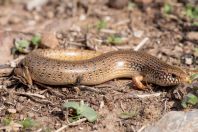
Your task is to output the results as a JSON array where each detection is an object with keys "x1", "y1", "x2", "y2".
[{"x1": 182, "y1": 76, "x2": 191, "y2": 84}]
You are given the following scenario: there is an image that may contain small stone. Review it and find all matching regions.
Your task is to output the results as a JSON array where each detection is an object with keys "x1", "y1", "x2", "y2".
[
  {"x1": 7, "y1": 108, "x2": 17, "y2": 114},
  {"x1": 186, "y1": 32, "x2": 198, "y2": 40},
  {"x1": 27, "y1": 112, "x2": 35, "y2": 118},
  {"x1": 47, "y1": 11, "x2": 54, "y2": 19},
  {"x1": 40, "y1": 32, "x2": 59, "y2": 49},
  {"x1": 26, "y1": 0, "x2": 48, "y2": 11},
  {"x1": 16, "y1": 103, "x2": 24, "y2": 112},
  {"x1": 79, "y1": 127, "x2": 83, "y2": 130},
  {"x1": 181, "y1": 54, "x2": 195, "y2": 65},
  {"x1": 135, "y1": 0, "x2": 153, "y2": 4},
  {"x1": 19, "y1": 114, "x2": 24, "y2": 120},
  {"x1": 108, "y1": 0, "x2": 128, "y2": 9},
  {"x1": 18, "y1": 96, "x2": 27, "y2": 103},
  {"x1": 143, "y1": 110, "x2": 198, "y2": 132},
  {"x1": 133, "y1": 30, "x2": 144, "y2": 38},
  {"x1": 79, "y1": 14, "x2": 86, "y2": 21}
]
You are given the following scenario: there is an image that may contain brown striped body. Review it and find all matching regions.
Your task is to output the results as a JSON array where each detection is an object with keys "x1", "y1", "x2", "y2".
[{"x1": 14, "y1": 49, "x2": 189, "y2": 86}]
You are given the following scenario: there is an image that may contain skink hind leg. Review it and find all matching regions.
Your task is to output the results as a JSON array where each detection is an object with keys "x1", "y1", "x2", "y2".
[
  {"x1": 16, "y1": 66, "x2": 33, "y2": 86},
  {"x1": 132, "y1": 75, "x2": 146, "y2": 90}
]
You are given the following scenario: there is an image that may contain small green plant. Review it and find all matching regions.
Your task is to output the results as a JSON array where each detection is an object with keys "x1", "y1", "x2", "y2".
[
  {"x1": 192, "y1": 22, "x2": 198, "y2": 26},
  {"x1": 31, "y1": 34, "x2": 41, "y2": 47},
  {"x1": 194, "y1": 48, "x2": 198, "y2": 53},
  {"x1": 181, "y1": 72, "x2": 198, "y2": 108},
  {"x1": 181, "y1": 93, "x2": 198, "y2": 108},
  {"x1": 15, "y1": 39, "x2": 31, "y2": 53},
  {"x1": 119, "y1": 111, "x2": 137, "y2": 119},
  {"x1": 96, "y1": 20, "x2": 107, "y2": 30},
  {"x1": 163, "y1": 3, "x2": 172, "y2": 14},
  {"x1": 127, "y1": 2, "x2": 136, "y2": 11},
  {"x1": 20, "y1": 118, "x2": 36, "y2": 129},
  {"x1": 107, "y1": 35, "x2": 123, "y2": 45},
  {"x1": 2, "y1": 117, "x2": 12, "y2": 126},
  {"x1": 63, "y1": 101, "x2": 98, "y2": 122},
  {"x1": 14, "y1": 34, "x2": 41, "y2": 54},
  {"x1": 190, "y1": 73, "x2": 198, "y2": 82},
  {"x1": 185, "y1": 4, "x2": 198, "y2": 19}
]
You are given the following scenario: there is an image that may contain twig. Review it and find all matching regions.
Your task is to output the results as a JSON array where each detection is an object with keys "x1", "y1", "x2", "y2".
[
  {"x1": 134, "y1": 37, "x2": 149, "y2": 51},
  {"x1": 55, "y1": 118, "x2": 87, "y2": 132},
  {"x1": 78, "y1": 85, "x2": 106, "y2": 94},
  {"x1": 129, "y1": 92, "x2": 161, "y2": 98},
  {"x1": 14, "y1": 92, "x2": 55, "y2": 106},
  {"x1": 113, "y1": 19, "x2": 130, "y2": 27},
  {"x1": 14, "y1": 91, "x2": 54, "y2": 106},
  {"x1": 163, "y1": 98, "x2": 168, "y2": 114},
  {"x1": 35, "y1": 82, "x2": 66, "y2": 99},
  {"x1": 112, "y1": 44, "x2": 133, "y2": 50},
  {"x1": 100, "y1": 29, "x2": 116, "y2": 34},
  {"x1": 137, "y1": 125, "x2": 148, "y2": 132},
  {"x1": 14, "y1": 92, "x2": 46, "y2": 99},
  {"x1": 0, "y1": 56, "x2": 25, "y2": 77}
]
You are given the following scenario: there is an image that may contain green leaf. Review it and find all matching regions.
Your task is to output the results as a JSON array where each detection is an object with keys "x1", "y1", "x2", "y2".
[
  {"x1": 163, "y1": 3, "x2": 172, "y2": 14},
  {"x1": 190, "y1": 73, "x2": 198, "y2": 81},
  {"x1": 193, "y1": 22, "x2": 198, "y2": 26},
  {"x1": 31, "y1": 35, "x2": 41, "y2": 46},
  {"x1": 15, "y1": 39, "x2": 30, "y2": 53},
  {"x1": 127, "y1": 2, "x2": 136, "y2": 11},
  {"x1": 96, "y1": 20, "x2": 107, "y2": 30},
  {"x1": 181, "y1": 93, "x2": 198, "y2": 108},
  {"x1": 2, "y1": 118, "x2": 12, "y2": 126},
  {"x1": 63, "y1": 102, "x2": 81, "y2": 114},
  {"x1": 107, "y1": 35, "x2": 123, "y2": 45},
  {"x1": 119, "y1": 111, "x2": 137, "y2": 119},
  {"x1": 186, "y1": 93, "x2": 198, "y2": 105},
  {"x1": 194, "y1": 48, "x2": 198, "y2": 53},
  {"x1": 20, "y1": 118, "x2": 36, "y2": 129},
  {"x1": 63, "y1": 101, "x2": 98, "y2": 122},
  {"x1": 185, "y1": 4, "x2": 198, "y2": 19}
]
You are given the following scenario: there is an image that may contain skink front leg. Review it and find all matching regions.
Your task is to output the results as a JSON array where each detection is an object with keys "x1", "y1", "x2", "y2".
[{"x1": 132, "y1": 75, "x2": 146, "y2": 90}]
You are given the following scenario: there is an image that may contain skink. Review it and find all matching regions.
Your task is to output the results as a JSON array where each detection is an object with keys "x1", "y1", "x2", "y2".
[{"x1": 14, "y1": 49, "x2": 189, "y2": 89}]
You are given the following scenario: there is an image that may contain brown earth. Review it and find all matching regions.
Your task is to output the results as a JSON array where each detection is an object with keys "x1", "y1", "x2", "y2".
[{"x1": 0, "y1": 0, "x2": 197, "y2": 131}]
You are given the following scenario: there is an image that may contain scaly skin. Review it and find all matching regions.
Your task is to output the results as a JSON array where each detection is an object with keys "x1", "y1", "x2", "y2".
[{"x1": 14, "y1": 49, "x2": 189, "y2": 89}]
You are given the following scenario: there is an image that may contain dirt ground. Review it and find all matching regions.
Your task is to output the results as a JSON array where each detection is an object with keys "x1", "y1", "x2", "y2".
[{"x1": 0, "y1": 0, "x2": 197, "y2": 131}]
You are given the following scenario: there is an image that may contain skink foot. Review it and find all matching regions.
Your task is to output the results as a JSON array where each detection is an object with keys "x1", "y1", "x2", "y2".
[{"x1": 132, "y1": 75, "x2": 147, "y2": 90}]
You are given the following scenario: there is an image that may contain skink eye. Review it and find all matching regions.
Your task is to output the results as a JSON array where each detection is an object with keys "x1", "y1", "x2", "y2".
[{"x1": 171, "y1": 73, "x2": 177, "y2": 78}]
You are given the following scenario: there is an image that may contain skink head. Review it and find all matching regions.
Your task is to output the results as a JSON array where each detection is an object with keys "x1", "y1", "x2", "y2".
[{"x1": 147, "y1": 66, "x2": 189, "y2": 86}]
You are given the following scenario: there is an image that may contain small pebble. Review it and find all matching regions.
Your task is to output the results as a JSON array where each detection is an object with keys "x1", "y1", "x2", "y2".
[
  {"x1": 186, "y1": 32, "x2": 198, "y2": 40},
  {"x1": 41, "y1": 32, "x2": 59, "y2": 49},
  {"x1": 143, "y1": 110, "x2": 198, "y2": 132},
  {"x1": 18, "y1": 96, "x2": 27, "y2": 103},
  {"x1": 27, "y1": 112, "x2": 35, "y2": 118},
  {"x1": 181, "y1": 54, "x2": 195, "y2": 65},
  {"x1": 26, "y1": 0, "x2": 48, "y2": 11},
  {"x1": 108, "y1": 0, "x2": 128, "y2": 9},
  {"x1": 16, "y1": 103, "x2": 24, "y2": 112},
  {"x1": 7, "y1": 108, "x2": 17, "y2": 114},
  {"x1": 135, "y1": 0, "x2": 153, "y2": 4}
]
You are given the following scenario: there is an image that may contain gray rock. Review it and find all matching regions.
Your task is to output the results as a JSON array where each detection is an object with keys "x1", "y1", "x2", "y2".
[{"x1": 143, "y1": 109, "x2": 198, "y2": 132}]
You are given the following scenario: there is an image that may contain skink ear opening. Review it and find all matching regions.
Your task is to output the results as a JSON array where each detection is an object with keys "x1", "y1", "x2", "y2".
[{"x1": 16, "y1": 62, "x2": 24, "y2": 69}]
